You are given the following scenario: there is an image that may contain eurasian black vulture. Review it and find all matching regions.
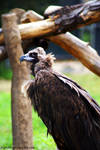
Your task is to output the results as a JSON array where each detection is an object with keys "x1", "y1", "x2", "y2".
[{"x1": 20, "y1": 47, "x2": 100, "y2": 150}]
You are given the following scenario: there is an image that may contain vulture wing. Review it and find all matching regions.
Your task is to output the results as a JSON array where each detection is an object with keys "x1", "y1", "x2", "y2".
[
  {"x1": 54, "y1": 72, "x2": 100, "y2": 116},
  {"x1": 53, "y1": 71, "x2": 100, "y2": 150}
]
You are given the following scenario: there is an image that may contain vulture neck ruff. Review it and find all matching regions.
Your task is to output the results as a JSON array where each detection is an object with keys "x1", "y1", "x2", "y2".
[{"x1": 33, "y1": 53, "x2": 55, "y2": 76}]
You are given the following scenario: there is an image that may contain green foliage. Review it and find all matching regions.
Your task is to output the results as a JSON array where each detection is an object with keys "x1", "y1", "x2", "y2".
[
  {"x1": 0, "y1": 92, "x2": 12, "y2": 148},
  {"x1": 0, "y1": 62, "x2": 12, "y2": 80},
  {"x1": 0, "y1": 73, "x2": 100, "y2": 149},
  {"x1": 82, "y1": 31, "x2": 91, "y2": 42}
]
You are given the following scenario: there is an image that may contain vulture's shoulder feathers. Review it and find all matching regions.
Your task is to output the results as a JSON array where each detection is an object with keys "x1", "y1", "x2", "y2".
[{"x1": 54, "y1": 72, "x2": 100, "y2": 113}]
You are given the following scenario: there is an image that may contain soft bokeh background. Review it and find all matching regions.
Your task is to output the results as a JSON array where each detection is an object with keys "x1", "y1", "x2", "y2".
[{"x1": 0, "y1": 0, "x2": 100, "y2": 149}]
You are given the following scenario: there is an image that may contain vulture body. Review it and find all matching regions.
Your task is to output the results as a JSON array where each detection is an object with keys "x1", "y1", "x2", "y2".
[{"x1": 20, "y1": 47, "x2": 100, "y2": 150}]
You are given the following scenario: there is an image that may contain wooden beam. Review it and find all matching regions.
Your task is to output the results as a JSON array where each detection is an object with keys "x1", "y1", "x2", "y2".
[{"x1": 0, "y1": 18, "x2": 56, "y2": 45}]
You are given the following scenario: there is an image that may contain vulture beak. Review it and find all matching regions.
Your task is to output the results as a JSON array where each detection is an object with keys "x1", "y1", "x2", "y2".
[{"x1": 20, "y1": 54, "x2": 34, "y2": 62}]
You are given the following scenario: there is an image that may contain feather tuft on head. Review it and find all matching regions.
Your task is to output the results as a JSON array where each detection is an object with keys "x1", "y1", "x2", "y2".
[{"x1": 45, "y1": 53, "x2": 56, "y2": 67}]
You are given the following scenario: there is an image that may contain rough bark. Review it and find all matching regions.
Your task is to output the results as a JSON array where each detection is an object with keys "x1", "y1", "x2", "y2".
[
  {"x1": 2, "y1": 13, "x2": 33, "y2": 149},
  {"x1": 10, "y1": 8, "x2": 26, "y2": 24},
  {"x1": 45, "y1": 1, "x2": 100, "y2": 34}
]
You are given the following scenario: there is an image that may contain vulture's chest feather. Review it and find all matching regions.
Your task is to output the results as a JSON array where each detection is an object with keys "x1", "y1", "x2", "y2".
[{"x1": 32, "y1": 72, "x2": 79, "y2": 116}]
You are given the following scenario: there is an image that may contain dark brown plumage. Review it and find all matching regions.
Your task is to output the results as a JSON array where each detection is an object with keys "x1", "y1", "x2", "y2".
[{"x1": 20, "y1": 47, "x2": 100, "y2": 150}]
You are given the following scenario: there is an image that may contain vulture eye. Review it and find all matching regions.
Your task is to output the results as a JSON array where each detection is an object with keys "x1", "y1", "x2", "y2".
[{"x1": 29, "y1": 52, "x2": 37, "y2": 58}]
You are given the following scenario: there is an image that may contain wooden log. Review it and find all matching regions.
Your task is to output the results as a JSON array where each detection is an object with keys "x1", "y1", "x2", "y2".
[
  {"x1": 21, "y1": 10, "x2": 44, "y2": 23},
  {"x1": 45, "y1": 1, "x2": 100, "y2": 34},
  {"x1": 0, "y1": 0, "x2": 100, "y2": 44},
  {"x1": 44, "y1": 5, "x2": 62, "y2": 16},
  {"x1": 49, "y1": 32, "x2": 100, "y2": 76},
  {"x1": 2, "y1": 13, "x2": 33, "y2": 149},
  {"x1": 10, "y1": 8, "x2": 25, "y2": 23},
  {"x1": 0, "y1": 18, "x2": 56, "y2": 45}
]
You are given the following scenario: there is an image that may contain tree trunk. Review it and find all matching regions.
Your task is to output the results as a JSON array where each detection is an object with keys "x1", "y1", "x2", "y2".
[{"x1": 2, "y1": 13, "x2": 33, "y2": 149}]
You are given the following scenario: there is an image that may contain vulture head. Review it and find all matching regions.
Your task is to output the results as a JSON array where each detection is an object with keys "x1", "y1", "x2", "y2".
[{"x1": 20, "y1": 47, "x2": 55, "y2": 75}]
